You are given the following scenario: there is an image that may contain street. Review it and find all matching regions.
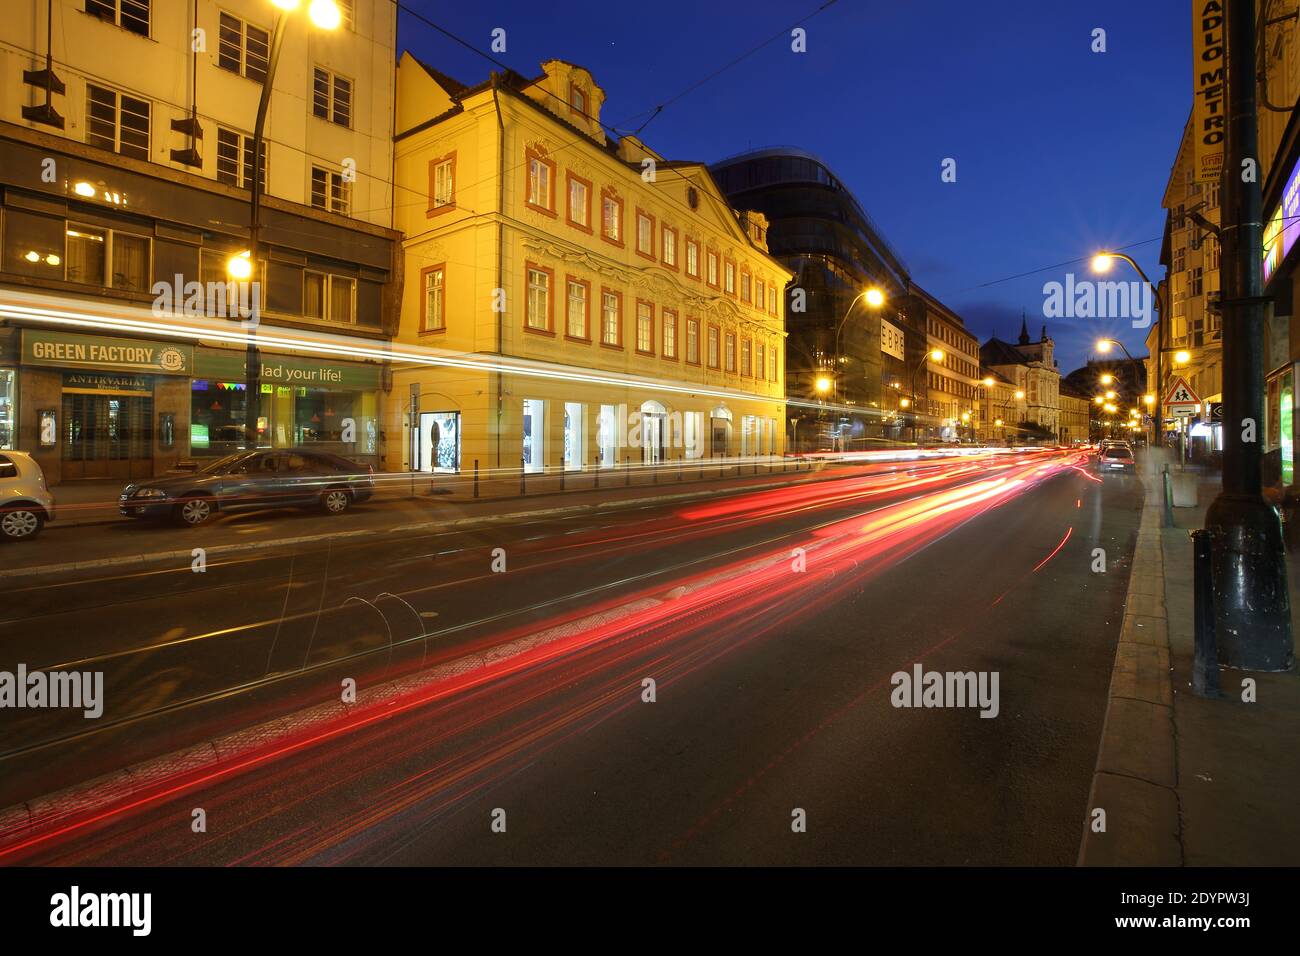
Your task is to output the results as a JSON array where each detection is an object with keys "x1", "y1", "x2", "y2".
[{"x1": 0, "y1": 451, "x2": 1142, "y2": 865}]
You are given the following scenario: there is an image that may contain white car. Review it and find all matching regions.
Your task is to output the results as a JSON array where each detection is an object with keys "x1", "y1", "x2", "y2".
[{"x1": 0, "y1": 451, "x2": 55, "y2": 540}]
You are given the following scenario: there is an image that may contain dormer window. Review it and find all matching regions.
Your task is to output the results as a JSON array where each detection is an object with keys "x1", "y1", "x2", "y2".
[{"x1": 570, "y1": 83, "x2": 587, "y2": 119}]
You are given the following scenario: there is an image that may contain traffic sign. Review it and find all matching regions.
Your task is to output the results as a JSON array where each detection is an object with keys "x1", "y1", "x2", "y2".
[{"x1": 1163, "y1": 376, "x2": 1201, "y2": 410}]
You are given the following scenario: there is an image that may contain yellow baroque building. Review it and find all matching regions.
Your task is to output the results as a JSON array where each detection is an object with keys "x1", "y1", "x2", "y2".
[{"x1": 386, "y1": 55, "x2": 790, "y2": 479}]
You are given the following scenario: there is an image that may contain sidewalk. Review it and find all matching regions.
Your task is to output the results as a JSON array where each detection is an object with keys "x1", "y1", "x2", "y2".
[{"x1": 1080, "y1": 451, "x2": 1300, "y2": 865}]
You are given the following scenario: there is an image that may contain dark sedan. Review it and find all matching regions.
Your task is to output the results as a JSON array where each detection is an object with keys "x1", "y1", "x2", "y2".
[{"x1": 120, "y1": 450, "x2": 375, "y2": 527}]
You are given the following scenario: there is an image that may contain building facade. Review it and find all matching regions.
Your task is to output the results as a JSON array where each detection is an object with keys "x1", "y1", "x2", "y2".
[
  {"x1": 389, "y1": 56, "x2": 789, "y2": 478},
  {"x1": 709, "y1": 147, "x2": 926, "y2": 450},
  {"x1": 1155, "y1": 116, "x2": 1223, "y2": 462},
  {"x1": 980, "y1": 319, "x2": 1060, "y2": 442},
  {"x1": 919, "y1": 287, "x2": 980, "y2": 441},
  {"x1": 0, "y1": 0, "x2": 399, "y2": 482}
]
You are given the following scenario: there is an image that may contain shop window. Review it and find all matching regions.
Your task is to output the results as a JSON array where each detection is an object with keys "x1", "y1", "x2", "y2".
[
  {"x1": 564, "y1": 402, "x2": 585, "y2": 471},
  {"x1": 523, "y1": 399, "x2": 545, "y2": 473},
  {"x1": 416, "y1": 411, "x2": 459, "y2": 473},
  {"x1": 0, "y1": 369, "x2": 14, "y2": 450},
  {"x1": 598, "y1": 404, "x2": 618, "y2": 468}
]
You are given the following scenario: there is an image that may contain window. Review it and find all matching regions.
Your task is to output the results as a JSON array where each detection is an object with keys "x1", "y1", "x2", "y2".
[
  {"x1": 429, "y1": 155, "x2": 455, "y2": 214},
  {"x1": 1173, "y1": 242, "x2": 1186, "y2": 274},
  {"x1": 86, "y1": 84, "x2": 150, "y2": 161},
  {"x1": 686, "y1": 239, "x2": 699, "y2": 278},
  {"x1": 707, "y1": 251, "x2": 719, "y2": 287},
  {"x1": 570, "y1": 83, "x2": 587, "y2": 117},
  {"x1": 310, "y1": 166, "x2": 351, "y2": 214},
  {"x1": 1207, "y1": 237, "x2": 1220, "y2": 272},
  {"x1": 741, "y1": 337, "x2": 752, "y2": 376},
  {"x1": 756, "y1": 279, "x2": 765, "y2": 309},
  {"x1": 601, "y1": 189, "x2": 622, "y2": 244},
  {"x1": 636, "y1": 301, "x2": 654, "y2": 354},
  {"x1": 337, "y1": 0, "x2": 355, "y2": 29},
  {"x1": 686, "y1": 318, "x2": 700, "y2": 364},
  {"x1": 218, "y1": 13, "x2": 269, "y2": 82},
  {"x1": 567, "y1": 172, "x2": 591, "y2": 231},
  {"x1": 304, "y1": 272, "x2": 356, "y2": 323},
  {"x1": 566, "y1": 277, "x2": 589, "y2": 339},
  {"x1": 86, "y1": 0, "x2": 149, "y2": 36},
  {"x1": 663, "y1": 309, "x2": 677, "y2": 359},
  {"x1": 522, "y1": 399, "x2": 545, "y2": 473},
  {"x1": 662, "y1": 227, "x2": 677, "y2": 268},
  {"x1": 526, "y1": 150, "x2": 555, "y2": 214},
  {"x1": 708, "y1": 326, "x2": 720, "y2": 368},
  {"x1": 312, "y1": 68, "x2": 352, "y2": 128},
  {"x1": 601, "y1": 290, "x2": 621, "y2": 346},
  {"x1": 526, "y1": 265, "x2": 552, "y2": 332},
  {"x1": 769, "y1": 345, "x2": 779, "y2": 381},
  {"x1": 636, "y1": 210, "x2": 654, "y2": 258},
  {"x1": 216, "y1": 128, "x2": 266, "y2": 190},
  {"x1": 598, "y1": 404, "x2": 618, "y2": 468},
  {"x1": 564, "y1": 402, "x2": 585, "y2": 471},
  {"x1": 724, "y1": 260, "x2": 736, "y2": 295},
  {"x1": 769, "y1": 287, "x2": 778, "y2": 314},
  {"x1": 421, "y1": 265, "x2": 445, "y2": 332},
  {"x1": 756, "y1": 342, "x2": 765, "y2": 380},
  {"x1": 741, "y1": 270, "x2": 751, "y2": 303},
  {"x1": 725, "y1": 332, "x2": 736, "y2": 372},
  {"x1": 1190, "y1": 266, "x2": 1203, "y2": 297}
]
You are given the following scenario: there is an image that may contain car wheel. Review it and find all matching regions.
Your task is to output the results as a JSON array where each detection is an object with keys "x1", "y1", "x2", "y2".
[
  {"x1": 321, "y1": 488, "x2": 351, "y2": 515},
  {"x1": 1, "y1": 507, "x2": 43, "y2": 541},
  {"x1": 174, "y1": 496, "x2": 212, "y2": 527}
]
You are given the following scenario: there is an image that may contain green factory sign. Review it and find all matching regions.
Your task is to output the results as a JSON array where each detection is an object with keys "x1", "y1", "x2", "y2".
[{"x1": 23, "y1": 330, "x2": 193, "y2": 375}]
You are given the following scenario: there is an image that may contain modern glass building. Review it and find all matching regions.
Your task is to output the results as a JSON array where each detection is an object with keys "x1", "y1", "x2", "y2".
[{"x1": 711, "y1": 147, "x2": 926, "y2": 448}]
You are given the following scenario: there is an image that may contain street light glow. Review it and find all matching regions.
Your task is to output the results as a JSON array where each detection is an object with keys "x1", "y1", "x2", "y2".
[
  {"x1": 308, "y1": 0, "x2": 342, "y2": 29},
  {"x1": 1091, "y1": 254, "x2": 1114, "y2": 274},
  {"x1": 227, "y1": 251, "x2": 253, "y2": 281},
  {"x1": 1094, "y1": 396, "x2": 1104, "y2": 405},
  {"x1": 930, "y1": 349, "x2": 944, "y2": 362},
  {"x1": 1100, "y1": 373, "x2": 1114, "y2": 385},
  {"x1": 814, "y1": 375, "x2": 832, "y2": 395},
  {"x1": 271, "y1": 0, "x2": 301, "y2": 8},
  {"x1": 864, "y1": 287, "x2": 885, "y2": 308},
  {"x1": 73, "y1": 181, "x2": 97, "y2": 198},
  {"x1": 1174, "y1": 350, "x2": 1191, "y2": 364},
  {"x1": 1096, "y1": 339, "x2": 1112, "y2": 353},
  {"x1": 982, "y1": 376, "x2": 994, "y2": 387},
  {"x1": 1014, "y1": 390, "x2": 1025, "y2": 400}
]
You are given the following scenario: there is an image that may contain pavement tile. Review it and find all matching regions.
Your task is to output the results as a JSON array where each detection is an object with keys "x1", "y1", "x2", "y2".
[
  {"x1": 1122, "y1": 613, "x2": 1168, "y2": 647},
  {"x1": 1108, "y1": 642, "x2": 1173, "y2": 707}
]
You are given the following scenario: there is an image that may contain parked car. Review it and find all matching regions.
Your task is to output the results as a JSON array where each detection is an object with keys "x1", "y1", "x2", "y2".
[
  {"x1": 1098, "y1": 445, "x2": 1136, "y2": 474},
  {"x1": 119, "y1": 449, "x2": 375, "y2": 527},
  {"x1": 0, "y1": 451, "x2": 55, "y2": 541}
]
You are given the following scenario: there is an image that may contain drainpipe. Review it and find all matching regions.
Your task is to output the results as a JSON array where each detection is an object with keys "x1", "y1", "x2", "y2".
[{"x1": 493, "y1": 75, "x2": 505, "y2": 473}]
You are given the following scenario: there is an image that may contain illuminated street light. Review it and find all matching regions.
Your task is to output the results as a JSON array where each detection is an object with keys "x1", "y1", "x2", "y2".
[
  {"x1": 1174, "y1": 350, "x2": 1191, "y2": 365},
  {"x1": 1094, "y1": 396, "x2": 1105, "y2": 405},
  {"x1": 1100, "y1": 373, "x2": 1114, "y2": 385},
  {"x1": 899, "y1": 397, "x2": 911, "y2": 409},
  {"x1": 309, "y1": 0, "x2": 343, "y2": 29},
  {"x1": 864, "y1": 287, "x2": 886, "y2": 308},
  {"x1": 227, "y1": 250, "x2": 253, "y2": 280},
  {"x1": 814, "y1": 375, "x2": 832, "y2": 395},
  {"x1": 1014, "y1": 389, "x2": 1025, "y2": 400},
  {"x1": 982, "y1": 376, "x2": 994, "y2": 387},
  {"x1": 1105, "y1": 390, "x2": 1117, "y2": 400},
  {"x1": 1091, "y1": 253, "x2": 1114, "y2": 274},
  {"x1": 1144, "y1": 394, "x2": 1155, "y2": 405}
]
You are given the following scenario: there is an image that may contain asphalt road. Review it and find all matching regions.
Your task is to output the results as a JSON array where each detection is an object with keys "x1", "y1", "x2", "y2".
[{"x1": 0, "y1": 451, "x2": 1143, "y2": 865}]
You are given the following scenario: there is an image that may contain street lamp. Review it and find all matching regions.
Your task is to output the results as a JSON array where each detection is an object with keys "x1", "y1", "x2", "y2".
[
  {"x1": 831, "y1": 286, "x2": 886, "y2": 403},
  {"x1": 241, "y1": 0, "x2": 341, "y2": 450}
]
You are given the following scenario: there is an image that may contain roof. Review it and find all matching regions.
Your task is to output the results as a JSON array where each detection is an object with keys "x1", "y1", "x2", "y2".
[{"x1": 980, "y1": 337, "x2": 1030, "y2": 368}]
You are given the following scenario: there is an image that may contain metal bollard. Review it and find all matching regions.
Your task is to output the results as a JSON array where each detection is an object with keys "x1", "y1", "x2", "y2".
[
  {"x1": 1191, "y1": 528, "x2": 1221, "y2": 698},
  {"x1": 1162, "y1": 466, "x2": 1174, "y2": 528}
]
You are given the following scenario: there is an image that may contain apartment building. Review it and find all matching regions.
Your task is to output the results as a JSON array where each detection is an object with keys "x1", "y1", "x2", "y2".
[
  {"x1": 389, "y1": 55, "x2": 789, "y2": 477},
  {"x1": 0, "y1": 0, "x2": 399, "y2": 481},
  {"x1": 919, "y1": 286, "x2": 980, "y2": 441}
]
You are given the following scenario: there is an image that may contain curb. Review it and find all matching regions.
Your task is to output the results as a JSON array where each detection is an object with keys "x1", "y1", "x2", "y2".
[
  {"x1": 1077, "y1": 467, "x2": 1183, "y2": 866},
  {"x1": 0, "y1": 467, "x2": 829, "y2": 582}
]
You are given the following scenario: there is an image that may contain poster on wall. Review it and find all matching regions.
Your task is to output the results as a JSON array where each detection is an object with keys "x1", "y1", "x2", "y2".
[{"x1": 1284, "y1": 369, "x2": 1295, "y2": 486}]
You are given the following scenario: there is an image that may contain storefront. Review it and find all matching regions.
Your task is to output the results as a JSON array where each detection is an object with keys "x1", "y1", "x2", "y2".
[
  {"x1": 15, "y1": 328, "x2": 192, "y2": 482},
  {"x1": 190, "y1": 347, "x2": 384, "y2": 466}
]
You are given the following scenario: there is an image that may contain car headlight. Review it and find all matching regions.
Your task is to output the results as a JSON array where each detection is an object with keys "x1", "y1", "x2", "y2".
[{"x1": 132, "y1": 488, "x2": 168, "y2": 499}]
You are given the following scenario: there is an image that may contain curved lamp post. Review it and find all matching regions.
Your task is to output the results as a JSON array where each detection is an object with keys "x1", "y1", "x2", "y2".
[{"x1": 234, "y1": 0, "x2": 341, "y2": 449}]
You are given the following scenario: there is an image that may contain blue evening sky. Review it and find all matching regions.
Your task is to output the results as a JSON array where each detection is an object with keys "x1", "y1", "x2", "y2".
[{"x1": 398, "y1": 0, "x2": 1188, "y2": 374}]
